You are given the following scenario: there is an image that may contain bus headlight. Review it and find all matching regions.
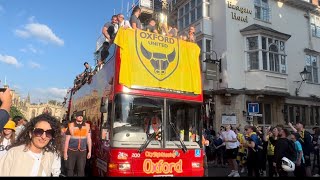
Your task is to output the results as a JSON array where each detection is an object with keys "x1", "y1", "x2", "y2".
[
  {"x1": 119, "y1": 163, "x2": 131, "y2": 171},
  {"x1": 192, "y1": 162, "x2": 201, "y2": 168}
]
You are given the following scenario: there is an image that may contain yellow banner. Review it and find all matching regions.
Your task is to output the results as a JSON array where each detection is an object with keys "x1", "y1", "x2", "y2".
[{"x1": 114, "y1": 28, "x2": 201, "y2": 94}]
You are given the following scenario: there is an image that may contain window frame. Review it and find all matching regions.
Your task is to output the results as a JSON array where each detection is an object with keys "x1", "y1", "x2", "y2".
[
  {"x1": 311, "y1": 14, "x2": 320, "y2": 38},
  {"x1": 305, "y1": 54, "x2": 319, "y2": 84},
  {"x1": 254, "y1": 0, "x2": 271, "y2": 22},
  {"x1": 178, "y1": 0, "x2": 207, "y2": 30},
  {"x1": 245, "y1": 35, "x2": 287, "y2": 74}
]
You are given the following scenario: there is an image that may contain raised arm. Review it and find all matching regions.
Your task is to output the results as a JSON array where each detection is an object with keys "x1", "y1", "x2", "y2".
[
  {"x1": 102, "y1": 25, "x2": 111, "y2": 42},
  {"x1": 288, "y1": 122, "x2": 297, "y2": 133}
]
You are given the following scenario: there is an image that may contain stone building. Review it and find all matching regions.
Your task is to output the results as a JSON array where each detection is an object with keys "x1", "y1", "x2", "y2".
[
  {"x1": 5, "y1": 85, "x2": 66, "y2": 122},
  {"x1": 169, "y1": 0, "x2": 320, "y2": 131}
]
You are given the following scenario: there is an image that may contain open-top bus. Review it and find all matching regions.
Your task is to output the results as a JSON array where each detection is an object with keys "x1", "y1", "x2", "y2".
[{"x1": 66, "y1": 28, "x2": 204, "y2": 176}]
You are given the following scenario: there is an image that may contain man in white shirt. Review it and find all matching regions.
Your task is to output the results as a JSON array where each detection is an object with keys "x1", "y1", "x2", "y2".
[
  {"x1": 222, "y1": 124, "x2": 240, "y2": 177},
  {"x1": 117, "y1": 13, "x2": 131, "y2": 29}
]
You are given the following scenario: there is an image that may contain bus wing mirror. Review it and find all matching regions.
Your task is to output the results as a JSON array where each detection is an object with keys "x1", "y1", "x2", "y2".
[{"x1": 100, "y1": 97, "x2": 108, "y2": 113}]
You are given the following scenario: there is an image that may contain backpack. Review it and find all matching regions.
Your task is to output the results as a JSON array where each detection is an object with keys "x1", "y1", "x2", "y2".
[{"x1": 286, "y1": 139, "x2": 297, "y2": 162}]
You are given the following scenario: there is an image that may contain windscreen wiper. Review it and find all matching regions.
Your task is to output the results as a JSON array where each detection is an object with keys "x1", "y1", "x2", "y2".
[
  {"x1": 138, "y1": 123, "x2": 162, "y2": 153},
  {"x1": 169, "y1": 121, "x2": 188, "y2": 153}
]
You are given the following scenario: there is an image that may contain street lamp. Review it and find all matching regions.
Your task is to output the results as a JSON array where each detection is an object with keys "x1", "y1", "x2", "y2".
[{"x1": 295, "y1": 67, "x2": 311, "y2": 96}]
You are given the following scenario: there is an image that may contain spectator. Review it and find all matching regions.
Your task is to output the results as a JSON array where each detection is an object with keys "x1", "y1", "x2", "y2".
[
  {"x1": 235, "y1": 127, "x2": 246, "y2": 174},
  {"x1": 64, "y1": 111, "x2": 92, "y2": 177},
  {"x1": 291, "y1": 132, "x2": 306, "y2": 177},
  {"x1": 265, "y1": 126, "x2": 278, "y2": 177},
  {"x1": 213, "y1": 132, "x2": 225, "y2": 167},
  {"x1": 288, "y1": 121, "x2": 313, "y2": 177},
  {"x1": 222, "y1": 124, "x2": 240, "y2": 177},
  {"x1": 117, "y1": 13, "x2": 131, "y2": 29},
  {"x1": 23, "y1": 119, "x2": 28, "y2": 125},
  {"x1": 312, "y1": 127, "x2": 320, "y2": 177},
  {"x1": 257, "y1": 126, "x2": 267, "y2": 176},
  {"x1": 145, "y1": 18, "x2": 158, "y2": 34},
  {"x1": 0, "y1": 88, "x2": 12, "y2": 131},
  {"x1": 273, "y1": 127, "x2": 291, "y2": 177},
  {"x1": 13, "y1": 116, "x2": 26, "y2": 138},
  {"x1": 167, "y1": 24, "x2": 178, "y2": 38},
  {"x1": 181, "y1": 26, "x2": 196, "y2": 42},
  {"x1": 0, "y1": 119, "x2": 16, "y2": 159},
  {"x1": 0, "y1": 114, "x2": 62, "y2": 176},
  {"x1": 244, "y1": 125, "x2": 260, "y2": 177},
  {"x1": 130, "y1": 6, "x2": 142, "y2": 30}
]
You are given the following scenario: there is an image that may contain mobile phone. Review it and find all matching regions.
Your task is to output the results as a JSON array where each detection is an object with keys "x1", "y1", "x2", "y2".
[{"x1": 0, "y1": 88, "x2": 6, "y2": 92}]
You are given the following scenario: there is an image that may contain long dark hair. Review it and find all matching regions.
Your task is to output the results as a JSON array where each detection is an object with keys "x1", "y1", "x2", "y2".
[
  {"x1": 0, "y1": 130, "x2": 15, "y2": 145},
  {"x1": 11, "y1": 114, "x2": 62, "y2": 155}
]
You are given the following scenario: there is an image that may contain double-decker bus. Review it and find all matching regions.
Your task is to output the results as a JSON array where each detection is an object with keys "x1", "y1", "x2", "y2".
[{"x1": 66, "y1": 28, "x2": 204, "y2": 177}]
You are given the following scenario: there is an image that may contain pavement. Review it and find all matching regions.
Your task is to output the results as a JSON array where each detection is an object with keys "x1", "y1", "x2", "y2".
[{"x1": 207, "y1": 163, "x2": 246, "y2": 177}]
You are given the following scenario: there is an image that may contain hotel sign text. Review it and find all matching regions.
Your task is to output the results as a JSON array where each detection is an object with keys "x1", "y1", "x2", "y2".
[{"x1": 227, "y1": 1, "x2": 252, "y2": 23}]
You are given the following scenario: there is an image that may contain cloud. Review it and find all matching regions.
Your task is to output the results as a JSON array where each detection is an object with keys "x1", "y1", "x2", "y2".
[
  {"x1": 0, "y1": 54, "x2": 23, "y2": 67},
  {"x1": 20, "y1": 44, "x2": 40, "y2": 54},
  {"x1": 28, "y1": 61, "x2": 41, "y2": 69},
  {"x1": 33, "y1": 87, "x2": 67, "y2": 102},
  {"x1": 15, "y1": 21, "x2": 64, "y2": 46}
]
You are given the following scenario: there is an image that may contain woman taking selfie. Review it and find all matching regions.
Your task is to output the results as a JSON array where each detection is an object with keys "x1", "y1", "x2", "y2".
[{"x1": 0, "y1": 114, "x2": 62, "y2": 176}]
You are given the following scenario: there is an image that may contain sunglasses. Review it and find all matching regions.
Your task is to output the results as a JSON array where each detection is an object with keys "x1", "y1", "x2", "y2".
[
  {"x1": 33, "y1": 128, "x2": 54, "y2": 139},
  {"x1": 245, "y1": 129, "x2": 248, "y2": 131}
]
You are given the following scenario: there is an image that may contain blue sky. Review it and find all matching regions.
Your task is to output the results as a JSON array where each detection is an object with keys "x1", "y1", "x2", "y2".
[{"x1": 0, "y1": 0, "x2": 136, "y2": 103}]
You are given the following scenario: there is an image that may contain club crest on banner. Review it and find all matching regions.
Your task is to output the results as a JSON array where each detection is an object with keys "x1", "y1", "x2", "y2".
[{"x1": 135, "y1": 30, "x2": 180, "y2": 81}]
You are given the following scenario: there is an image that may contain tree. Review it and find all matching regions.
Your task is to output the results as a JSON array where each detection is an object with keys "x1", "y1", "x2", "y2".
[{"x1": 10, "y1": 106, "x2": 25, "y2": 119}]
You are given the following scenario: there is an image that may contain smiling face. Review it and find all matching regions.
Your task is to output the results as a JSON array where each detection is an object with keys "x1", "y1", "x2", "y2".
[
  {"x1": 30, "y1": 121, "x2": 53, "y2": 152},
  {"x1": 3, "y1": 129, "x2": 13, "y2": 137},
  {"x1": 76, "y1": 115, "x2": 83, "y2": 122}
]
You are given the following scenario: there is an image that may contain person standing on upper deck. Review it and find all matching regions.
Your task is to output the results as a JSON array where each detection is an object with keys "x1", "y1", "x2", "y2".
[
  {"x1": 130, "y1": 6, "x2": 142, "y2": 30},
  {"x1": 117, "y1": 13, "x2": 131, "y2": 29}
]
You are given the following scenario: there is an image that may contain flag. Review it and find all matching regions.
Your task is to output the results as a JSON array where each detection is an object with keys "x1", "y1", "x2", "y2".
[{"x1": 114, "y1": 28, "x2": 202, "y2": 94}]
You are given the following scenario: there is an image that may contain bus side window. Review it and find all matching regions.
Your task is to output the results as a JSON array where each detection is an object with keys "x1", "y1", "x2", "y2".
[{"x1": 101, "y1": 99, "x2": 112, "y2": 141}]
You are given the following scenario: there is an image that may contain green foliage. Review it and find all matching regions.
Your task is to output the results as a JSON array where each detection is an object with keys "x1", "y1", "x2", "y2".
[{"x1": 9, "y1": 106, "x2": 25, "y2": 119}]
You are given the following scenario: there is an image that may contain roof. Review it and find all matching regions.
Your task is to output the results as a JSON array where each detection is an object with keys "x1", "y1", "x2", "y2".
[{"x1": 240, "y1": 24, "x2": 291, "y2": 40}]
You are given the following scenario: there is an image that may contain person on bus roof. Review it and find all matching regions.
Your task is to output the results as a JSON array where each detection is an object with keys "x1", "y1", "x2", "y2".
[
  {"x1": 130, "y1": 6, "x2": 142, "y2": 30},
  {"x1": 102, "y1": 15, "x2": 118, "y2": 46},
  {"x1": 117, "y1": 13, "x2": 131, "y2": 29},
  {"x1": 145, "y1": 18, "x2": 158, "y2": 34}
]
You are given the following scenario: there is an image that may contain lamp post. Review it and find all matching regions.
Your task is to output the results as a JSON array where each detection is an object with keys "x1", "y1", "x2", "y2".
[{"x1": 295, "y1": 67, "x2": 311, "y2": 96}]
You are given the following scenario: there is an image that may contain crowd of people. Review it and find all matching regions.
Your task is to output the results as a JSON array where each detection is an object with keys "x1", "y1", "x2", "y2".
[
  {"x1": 72, "y1": 6, "x2": 196, "y2": 93},
  {"x1": 203, "y1": 122, "x2": 320, "y2": 177}
]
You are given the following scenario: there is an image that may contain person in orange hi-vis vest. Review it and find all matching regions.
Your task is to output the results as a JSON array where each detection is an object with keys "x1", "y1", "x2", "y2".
[{"x1": 64, "y1": 111, "x2": 92, "y2": 177}]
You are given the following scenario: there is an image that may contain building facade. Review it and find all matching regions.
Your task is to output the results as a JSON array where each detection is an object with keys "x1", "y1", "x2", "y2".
[
  {"x1": 169, "y1": 0, "x2": 320, "y2": 131},
  {"x1": 6, "y1": 85, "x2": 66, "y2": 121}
]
